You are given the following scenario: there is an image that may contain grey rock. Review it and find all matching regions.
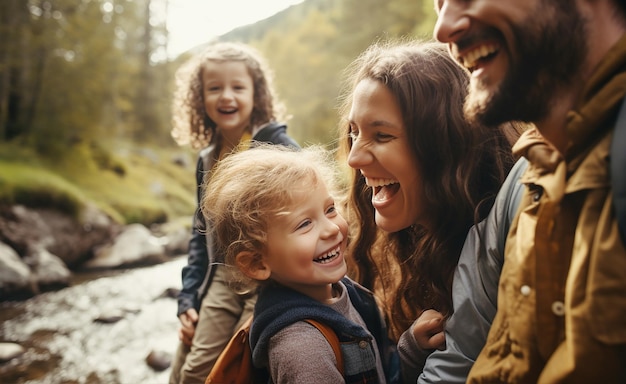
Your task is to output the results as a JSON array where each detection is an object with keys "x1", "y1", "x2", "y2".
[
  {"x1": 0, "y1": 242, "x2": 35, "y2": 297},
  {"x1": 85, "y1": 224, "x2": 166, "y2": 269},
  {"x1": 94, "y1": 308, "x2": 126, "y2": 324},
  {"x1": 145, "y1": 349, "x2": 172, "y2": 371},
  {"x1": 0, "y1": 342, "x2": 25, "y2": 363},
  {"x1": 0, "y1": 204, "x2": 118, "y2": 268},
  {"x1": 27, "y1": 247, "x2": 71, "y2": 287}
]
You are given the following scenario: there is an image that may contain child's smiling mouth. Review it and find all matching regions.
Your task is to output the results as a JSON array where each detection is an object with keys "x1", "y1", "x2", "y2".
[
  {"x1": 314, "y1": 245, "x2": 341, "y2": 264},
  {"x1": 218, "y1": 107, "x2": 237, "y2": 114}
]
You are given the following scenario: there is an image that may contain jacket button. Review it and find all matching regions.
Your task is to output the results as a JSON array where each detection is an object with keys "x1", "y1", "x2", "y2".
[
  {"x1": 551, "y1": 301, "x2": 565, "y2": 316},
  {"x1": 520, "y1": 285, "x2": 531, "y2": 296},
  {"x1": 358, "y1": 340, "x2": 368, "y2": 349}
]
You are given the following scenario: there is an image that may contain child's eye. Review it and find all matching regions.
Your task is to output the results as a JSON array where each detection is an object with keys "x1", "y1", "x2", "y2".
[
  {"x1": 326, "y1": 204, "x2": 337, "y2": 216},
  {"x1": 348, "y1": 130, "x2": 359, "y2": 141},
  {"x1": 207, "y1": 86, "x2": 220, "y2": 92},
  {"x1": 296, "y1": 219, "x2": 312, "y2": 231}
]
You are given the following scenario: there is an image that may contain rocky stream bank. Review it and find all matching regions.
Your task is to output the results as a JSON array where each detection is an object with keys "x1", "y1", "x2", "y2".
[
  {"x1": 0, "y1": 257, "x2": 186, "y2": 383},
  {"x1": 0, "y1": 204, "x2": 192, "y2": 383}
]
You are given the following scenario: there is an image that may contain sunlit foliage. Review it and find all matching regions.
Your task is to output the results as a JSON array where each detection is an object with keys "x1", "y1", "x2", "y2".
[{"x1": 0, "y1": 0, "x2": 436, "y2": 224}]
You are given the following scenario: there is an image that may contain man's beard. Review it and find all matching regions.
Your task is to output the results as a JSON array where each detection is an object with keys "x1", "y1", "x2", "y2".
[{"x1": 465, "y1": 1, "x2": 587, "y2": 126}]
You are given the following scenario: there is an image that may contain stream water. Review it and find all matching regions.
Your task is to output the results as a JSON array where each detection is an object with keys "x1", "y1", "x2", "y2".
[{"x1": 0, "y1": 257, "x2": 187, "y2": 384}]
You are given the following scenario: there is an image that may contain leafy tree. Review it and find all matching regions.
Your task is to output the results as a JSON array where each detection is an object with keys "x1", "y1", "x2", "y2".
[
  {"x1": 1, "y1": 0, "x2": 438, "y2": 158},
  {"x1": 0, "y1": 0, "x2": 43, "y2": 142}
]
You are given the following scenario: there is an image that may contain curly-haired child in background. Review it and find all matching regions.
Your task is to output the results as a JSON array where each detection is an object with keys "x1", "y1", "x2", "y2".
[
  {"x1": 202, "y1": 144, "x2": 397, "y2": 383},
  {"x1": 168, "y1": 41, "x2": 299, "y2": 384}
]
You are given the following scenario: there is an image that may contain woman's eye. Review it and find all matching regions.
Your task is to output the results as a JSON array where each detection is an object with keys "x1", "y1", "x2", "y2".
[{"x1": 375, "y1": 132, "x2": 394, "y2": 142}]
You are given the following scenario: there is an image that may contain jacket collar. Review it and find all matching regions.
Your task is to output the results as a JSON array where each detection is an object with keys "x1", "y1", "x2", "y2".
[{"x1": 514, "y1": 34, "x2": 626, "y2": 195}]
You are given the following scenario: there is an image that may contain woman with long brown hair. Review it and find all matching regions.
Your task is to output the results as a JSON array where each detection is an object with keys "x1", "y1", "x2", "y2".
[{"x1": 338, "y1": 39, "x2": 527, "y2": 383}]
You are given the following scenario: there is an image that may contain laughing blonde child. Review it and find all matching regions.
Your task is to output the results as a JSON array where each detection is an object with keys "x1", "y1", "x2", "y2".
[{"x1": 202, "y1": 144, "x2": 397, "y2": 384}]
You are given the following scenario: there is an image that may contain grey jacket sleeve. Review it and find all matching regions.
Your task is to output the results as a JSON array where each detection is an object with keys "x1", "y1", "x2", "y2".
[{"x1": 412, "y1": 158, "x2": 528, "y2": 384}]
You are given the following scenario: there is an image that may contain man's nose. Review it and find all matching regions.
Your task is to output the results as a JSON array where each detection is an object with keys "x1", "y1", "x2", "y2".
[{"x1": 433, "y1": 1, "x2": 470, "y2": 43}]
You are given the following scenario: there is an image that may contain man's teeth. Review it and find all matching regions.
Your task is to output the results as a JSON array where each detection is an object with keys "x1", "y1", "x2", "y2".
[
  {"x1": 315, "y1": 246, "x2": 340, "y2": 264},
  {"x1": 461, "y1": 44, "x2": 498, "y2": 69}
]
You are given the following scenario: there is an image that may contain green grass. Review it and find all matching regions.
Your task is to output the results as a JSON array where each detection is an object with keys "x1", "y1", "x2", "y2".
[
  {"x1": 0, "y1": 142, "x2": 197, "y2": 226},
  {"x1": 0, "y1": 163, "x2": 86, "y2": 217}
]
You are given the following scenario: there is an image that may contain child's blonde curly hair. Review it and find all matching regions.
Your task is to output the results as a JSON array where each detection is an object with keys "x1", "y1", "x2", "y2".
[
  {"x1": 201, "y1": 144, "x2": 342, "y2": 293},
  {"x1": 171, "y1": 42, "x2": 287, "y2": 150}
]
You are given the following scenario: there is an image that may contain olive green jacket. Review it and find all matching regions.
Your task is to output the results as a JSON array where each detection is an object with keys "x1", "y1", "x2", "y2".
[{"x1": 468, "y1": 35, "x2": 626, "y2": 383}]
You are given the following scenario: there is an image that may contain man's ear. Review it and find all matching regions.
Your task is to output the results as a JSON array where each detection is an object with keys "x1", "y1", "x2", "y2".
[{"x1": 235, "y1": 251, "x2": 271, "y2": 281}]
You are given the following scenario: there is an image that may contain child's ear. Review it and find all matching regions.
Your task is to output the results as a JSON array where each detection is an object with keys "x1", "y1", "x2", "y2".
[{"x1": 235, "y1": 251, "x2": 271, "y2": 281}]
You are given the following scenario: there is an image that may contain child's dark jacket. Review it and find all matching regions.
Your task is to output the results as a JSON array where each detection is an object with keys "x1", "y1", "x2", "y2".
[
  {"x1": 176, "y1": 122, "x2": 299, "y2": 316},
  {"x1": 250, "y1": 277, "x2": 400, "y2": 384}
]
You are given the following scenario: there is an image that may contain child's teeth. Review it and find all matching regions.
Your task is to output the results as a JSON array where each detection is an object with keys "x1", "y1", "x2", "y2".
[{"x1": 315, "y1": 246, "x2": 340, "y2": 263}]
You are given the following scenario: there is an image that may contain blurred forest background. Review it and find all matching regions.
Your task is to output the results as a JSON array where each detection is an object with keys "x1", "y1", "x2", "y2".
[{"x1": 0, "y1": 0, "x2": 437, "y2": 228}]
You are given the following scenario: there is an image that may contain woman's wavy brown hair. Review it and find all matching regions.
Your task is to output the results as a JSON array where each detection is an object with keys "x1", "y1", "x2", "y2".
[
  {"x1": 337, "y1": 38, "x2": 525, "y2": 340},
  {"x1": 171, "y1": 42, "x2": 287, "y2": 150}
]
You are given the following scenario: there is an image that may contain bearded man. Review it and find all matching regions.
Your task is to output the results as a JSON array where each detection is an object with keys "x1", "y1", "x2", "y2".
[{"x1": 433, "y1": 0, "x2": 626, "y2": 382}]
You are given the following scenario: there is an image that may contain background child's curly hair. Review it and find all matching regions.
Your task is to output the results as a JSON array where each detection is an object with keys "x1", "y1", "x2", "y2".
[{"x1": 171, "y1": 42, "x2": 287, "y2": 150}]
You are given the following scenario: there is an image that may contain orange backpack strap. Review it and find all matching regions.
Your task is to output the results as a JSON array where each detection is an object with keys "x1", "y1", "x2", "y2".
[
  {"x1": 205, "y1": 315, "x2": 260, "y2": 384},
  {"x1": 304, "y1": 319, "x2": 344, "y2": 376}
]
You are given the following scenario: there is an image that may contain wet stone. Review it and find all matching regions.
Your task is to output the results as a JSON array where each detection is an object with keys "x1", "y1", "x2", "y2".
[
  {"x1": 158, "y1": 287, "x2": 180, "y2": 299},
  {"x1": 94, "y1": 309, "x2": 125, "y2": 324},
  {"x1": 146, "y1": 349, "x2": 172, "y2": 371},
  {"x1": 0, "y1": 342, "x2": 25, "y2": 363}
]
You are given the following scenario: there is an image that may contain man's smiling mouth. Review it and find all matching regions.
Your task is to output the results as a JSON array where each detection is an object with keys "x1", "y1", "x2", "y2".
[{"x1": 458, "y1": 43, "x2": 499, "y2": 72}]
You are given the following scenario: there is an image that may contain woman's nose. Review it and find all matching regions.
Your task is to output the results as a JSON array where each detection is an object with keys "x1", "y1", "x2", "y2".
[
  {"x1": 347, "y1": 137, "x2": 372, "y2": 169},
  {"x1": 433, "y1": 1, "x2": 470, "y2": 44}
]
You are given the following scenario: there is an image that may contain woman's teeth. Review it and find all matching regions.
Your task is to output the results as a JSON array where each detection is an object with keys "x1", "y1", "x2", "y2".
[{"x1": 365, "y1": 177, "x2": 397, "y2": 188}]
